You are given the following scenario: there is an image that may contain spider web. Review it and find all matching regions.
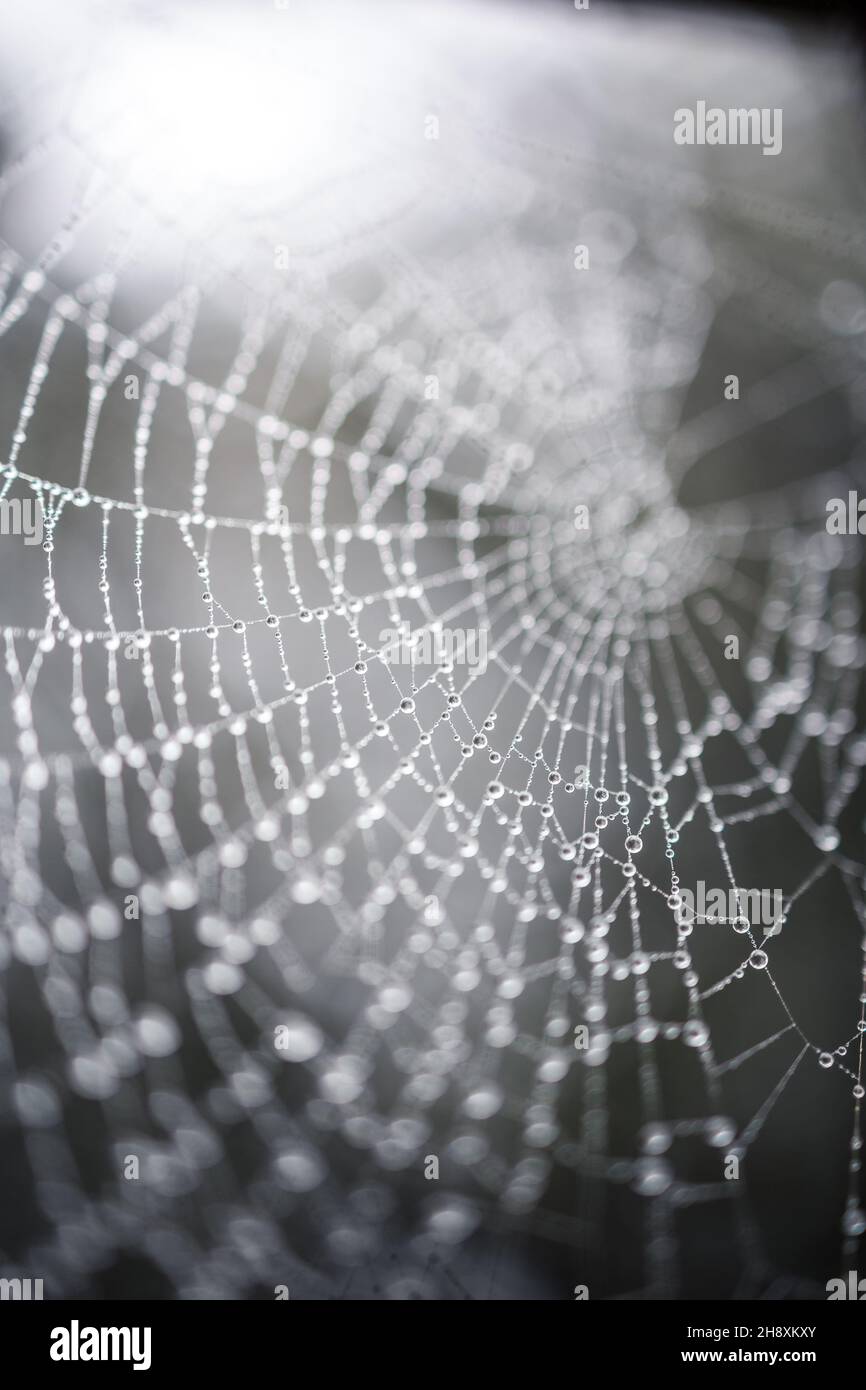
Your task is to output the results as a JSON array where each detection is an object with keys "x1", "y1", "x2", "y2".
[{"x1": 0, "y1": 0, "x2": 865, "y2": 1301}]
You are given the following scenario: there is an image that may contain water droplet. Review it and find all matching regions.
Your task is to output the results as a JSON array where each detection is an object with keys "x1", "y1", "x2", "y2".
[
  {"x1": 426, "y1": 1198, "x2": 480, "y2": 1244},
  {"x1": 463, "y1": 1083, "x2": 504, "y2": 1120},
  {"x1": 292, "y1": 876, "x2": 321, "y2": 904},
  {"x1": 683, "y1": 1019, "x2": 709, "y2": 1047},
  {"x1": 705, "y1": 1116, "x2": 736, "y2": 1148},
  {"x1": 276, "y1": 1145, "x2": 326, "y2": 1192},
  {"x1": 815, "y1": 825, "x2": 840, "y2": 852},
  {"x1": 134, "y1": 1008, "x2": 180, "y2": 1057},
  {"x1": 633, "y1": 1158, "x2": 673, "y2": 1196},
  {"x1": 276, "y1": 1013, "x2": 323, "y2": 1062},
  {"x1": 843, "y1": 1206, "x2": 866, "y2": 1237}
]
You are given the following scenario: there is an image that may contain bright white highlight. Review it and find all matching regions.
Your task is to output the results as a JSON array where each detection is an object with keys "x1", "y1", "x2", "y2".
[{"x1": 71, "y1": 17, "x2": 361, "y2": 209}]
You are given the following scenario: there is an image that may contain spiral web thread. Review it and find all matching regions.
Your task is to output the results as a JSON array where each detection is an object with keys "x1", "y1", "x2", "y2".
[{"x1": 0, "y1": 1, "x2": 865, "y2": 1300}]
